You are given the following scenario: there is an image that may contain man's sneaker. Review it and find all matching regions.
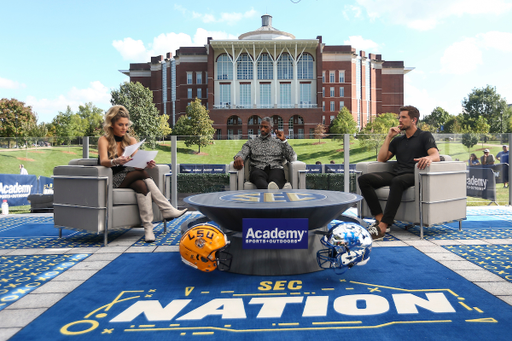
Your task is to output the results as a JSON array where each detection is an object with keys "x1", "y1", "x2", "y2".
[
  {"x1": 371, "y1": 220, "x2": 391, "y2": 233},
  {"x1": 268, "y1": 181, "x2": 279, "y2": 190},
  {"x1": 367, "y1": 222, "x2": 386, "y2": 241},
  {"x1": 283, "y1": 183, "x2": 292, "y2": 189}
]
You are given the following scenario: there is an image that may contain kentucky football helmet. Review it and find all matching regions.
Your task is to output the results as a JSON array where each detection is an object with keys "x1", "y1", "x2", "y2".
[
  {"x1": 317, "y1": 221, "x2": 372, "y2": 274},
  {"x1": 180, "y1": 223, "x2": 232, "y2": 272}
]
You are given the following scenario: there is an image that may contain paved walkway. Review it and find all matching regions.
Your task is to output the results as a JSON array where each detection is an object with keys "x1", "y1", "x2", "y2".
[{"x1": 1, "y1": 210, "x2": 512, "y2": 340}]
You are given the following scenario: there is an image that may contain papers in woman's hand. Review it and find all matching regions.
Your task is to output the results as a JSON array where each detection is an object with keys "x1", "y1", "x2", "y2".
[
  {"x1": 124, "y1": 150, "x2": 158, "y2": 168},
  {"x1": 123, "y1": 139, "x2": 145, "y2": 157}
]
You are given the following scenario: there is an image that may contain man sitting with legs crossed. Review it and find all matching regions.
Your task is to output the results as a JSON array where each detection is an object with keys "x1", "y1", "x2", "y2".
[
  {"x1": 233, "y1": 116, "x2": 297, "y2": 189},
  {"x1": 358, "y1": 105, "x2": 440, "y2": 240}
]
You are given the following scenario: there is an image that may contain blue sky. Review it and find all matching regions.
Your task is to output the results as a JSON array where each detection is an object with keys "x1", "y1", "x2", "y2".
[{"x1": 1, "y1": 0, "x2": 511, "y2": 123}]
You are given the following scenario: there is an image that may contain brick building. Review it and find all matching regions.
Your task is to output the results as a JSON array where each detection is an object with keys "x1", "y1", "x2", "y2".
[{"x1": 120, "y1": 15, "x2": 412, "y2": 139}]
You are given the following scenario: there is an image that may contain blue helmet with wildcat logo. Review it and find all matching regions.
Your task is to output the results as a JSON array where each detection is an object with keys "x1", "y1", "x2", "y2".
[{"x1": 317, "y1": 221, "x2": 372, "y2": 274}]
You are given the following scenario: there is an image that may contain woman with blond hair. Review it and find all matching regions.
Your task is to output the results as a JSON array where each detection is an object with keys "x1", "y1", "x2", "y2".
[{"x1": 98, "y1": 105, "x2": 186, "y2": 242}]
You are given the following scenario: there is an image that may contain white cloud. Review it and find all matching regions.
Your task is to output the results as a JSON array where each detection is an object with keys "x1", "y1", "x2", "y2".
[
  {"x1": 440, "y1": 30, "x2": 512, "y2": 75},
  {"x1": 25, "y1": 81, "x2": 112, "y2": 123},
  {"x1": 440, "y1": 37, "x2": 483, "y2": 74},
  {"x1": 0, "y1": 77, "x2": 26, "y2": 90},
  {"x1": 342, "y1": 5, "x2": 363, "y2": 20},
  {"x1": 112, "y1": 37, "x2": 150, "y2": 61},
  {"x1": 191, "y1": 8, "x2": 258, "y2": 25},
  {"x1": 343, "y1": 36, "x2": 380, "y2": 53},
  {"x1": 113, "y1": 29, "x2": 238, "y2": 61},
  {"x1": 356, "y1": 0, "x2": 512, "y2": 30}
]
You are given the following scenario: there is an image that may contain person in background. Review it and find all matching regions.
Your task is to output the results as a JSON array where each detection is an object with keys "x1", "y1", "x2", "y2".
[
  {"x1": 481, "y1": 149, "x2": 495, "y2": 165},
  {"x1": 98, "y1": 105, "x2": 186, "y2": 242},
  {"x1": 315, "y1": 161, "x2": 322, "y2": 165},
  {"x1": 233, "y1": 116, "x2": 296, "y2": 189},
  {"x1": 468, "y1": 153, "x2": 480, "y2": 166},
  {"x1": 19, "y1": 164, "x2": 28, "y2": 175},
  {"x1": 496, "y1": 145, "x2": 509, "y2": 188},
  {"x1": 330, "y1": 160, "x2": 335, "y2": 164}
]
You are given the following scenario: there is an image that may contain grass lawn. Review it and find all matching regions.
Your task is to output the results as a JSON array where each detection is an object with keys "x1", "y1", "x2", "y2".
[{"x1": 1, "y1": 138, "x2": 509, "y2": 206}]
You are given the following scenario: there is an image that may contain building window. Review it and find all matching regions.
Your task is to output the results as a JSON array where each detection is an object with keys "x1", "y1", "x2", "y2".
[
  {"x1": 297, "y1": 54, "x2": 313, "y2": 79},
  {"x1": 227, "y1": 116, "x2": 242, "y2": 125},
  {"x1": 227, "y1": 129, "x2": 233, "y2": 140},
  {"x1": 217, "y1": 54, "x2": 233, "y2": 80},
  {"x1": 248, "y1": 116, "x2": 261, "y2": 125},
  {"x1": 216, "y1": 129, "x2": 222, "y2": 139},
  {"x1": 289, "y1": 117, "x2": 294, "y2": 137},
  {"x1": 257, "y1": 53, "x2": 273, "y2": 80},
  {"x1": 260, "y1": 83, "x2": 271, "y2": 108},
  {"x1": 197, "y1": 88, "x2": 202, "y2": 99},
  {"x1": 275, "y1": 116, "x2": 284, "y2": 131},
  {"x1": 237, "y1": 53, "x2": 253, "y2": 80},
  {"x1": 339, "y1": 70, "x2": 345, "y2": 83},
  {"x1": 322, "y1": 115, "x2": 325, "y2": 124},
  {"x1": 322, "y1": 71, "x2": 325, "y2": 83},
  {"x1": 329, "y1": 71, "x2": 335, "y2": 83},
  {"x1": 298, "y1": 128, "x2": 304, "y2": 139},
  {"x1": 206, "y1": 88, "x2": 208, "y2": 98},
  {"x1": 219, "y1": 83, "x2": 231, "y2": 107},
  {"x1": 339, "y1": 87, "x2": 344, "y2": 97},
  {"x1": 205, "y1": 72, "x2": 208, "y2": 84},
  {"x1": 322, "y1": 101, "x2": 325, "y2": 112},
  {"x1": 300, "y1": 83, "x2": 311, "y2": 107},
  {"x1": 330, "y1": 116, "x2": 335, "y2": 124},
  {"x1": 187, "y1": 72, "x2": 193, "y2": 84},
  {"x1": 277, "y1": 54, "x2": 293, "y2": 80},
  {"x1": 187, "y1": 88, "x2": 192, "y2": 99},
  {"x1": 340, "y1": 101, "x2": 345, "y2": 110},
  {"x1": 196, "y1": 72, "x2": 202, "y2": 84},
  {"x1": 322, "y1": 87, "x2": 325, "y2": 97},
  {"x1": 330, "y1": 101, "x2": 335, "y2": 112},
  {"x1": 330, "y1": 87, "x2": 335, "y2": 97},
  {"x1": 279, "y1": 83, "x2": 292, "y2": 108},
  {"x1": 248, "y1": 128, "x2": 253, "y2": 136},
  {"x1": 240, "y1": 83, "x2": 251, "y2": 107}
]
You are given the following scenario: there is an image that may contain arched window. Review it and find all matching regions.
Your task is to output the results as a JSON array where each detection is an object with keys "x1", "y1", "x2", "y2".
[
  {"x1": 297, "y1": 54, "x2": 313, "y2": 79},
  {"x1": 227, "y1": 116, "x2": 242, "y2": 125},
  {"x1": 237, "y1": 53, "x2": 253, "y2": 80},
  {"x1": 272, "y1": 116, "x2": 284, "y2": 131},
  {"x1": 257, "y1": 53, "x2": 273, "y2": 80},
  {"x1": 217, "y1": 54, "x2": 233, "y2": 80},
  {"x1": 277, "y1": 54, "x2": 293, "y2": 80},
  {"x1": 248, "y1": 115, "x2": 261, "y2": 125}
]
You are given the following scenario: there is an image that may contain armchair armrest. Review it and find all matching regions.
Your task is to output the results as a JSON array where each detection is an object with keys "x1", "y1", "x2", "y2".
[
  {"x1": 356, "y1": 161, "x2": 395, "y2": 174},
  {"x1": 288, "y1": 161, "x2": 306, "y2": 189},
  {"x1": 228, "y1": 161, "x2": 243, "y2": 191}
]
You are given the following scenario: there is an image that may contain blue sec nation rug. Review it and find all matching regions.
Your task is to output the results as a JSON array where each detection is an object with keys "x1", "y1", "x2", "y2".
[{"x1": 10, "y1": 247, "x2": 512, "y2": 341}]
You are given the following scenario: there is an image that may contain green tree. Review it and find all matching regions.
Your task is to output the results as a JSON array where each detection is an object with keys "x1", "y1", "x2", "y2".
[
  {"x1": 174, "y1": 98, "x2": 214, "y2": 153},
  {"x1": 110, "y1": 82, "x2": 161, "y2": 148},
  {"x1": 329, "y1": 107, "x2": 357, "y2": 139},
  {"x1": 462, "y1": 85, "x2": 511, "y2": 133},
  {"x1": 0, "y1": 98, "x2": 37, "y2": 147},
  {"x1": 78, "y1": 102, "x2": 104, "y2": 137},
  {"x1": 443, "y1": 114, "x2": 465, "y2": 133},
  {"x1": 356, "y1": 112, "x2": 398, "y2": 159},
  {"x1": 158, "y1": 114, "x2": 173, "y2": 138},
  {"x1": 50, "y1": 106, "x2": 86, "y2": 145},
  {"x1": 421, "y1": 107, "x2": 451, "y2": 132},
  {"x1": 461, "y1": 132, "x2": 479, "y2": 156}
]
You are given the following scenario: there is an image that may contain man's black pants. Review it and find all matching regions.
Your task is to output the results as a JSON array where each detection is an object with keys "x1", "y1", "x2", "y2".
[
  {"x1": 357, "y1": 171, "x2": 414, "y2": 226},
  {"x1": 250, "y1": 166, "x2": 286, "y2": 189}
]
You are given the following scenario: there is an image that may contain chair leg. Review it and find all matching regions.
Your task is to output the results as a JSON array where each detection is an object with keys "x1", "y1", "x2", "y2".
[
  {"x1": 420, "y1": 224, "x2": 424, "y2": 239},
  {"x1": 59, "y1": 228, "x2": 62, "y2": 238},
  {"x1": 459, "y1": 220, "x2": 462, "y2": 232}
]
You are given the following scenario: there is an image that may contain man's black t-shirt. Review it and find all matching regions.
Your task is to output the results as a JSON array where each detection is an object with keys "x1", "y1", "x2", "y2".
[{"x1": 388, "y1": 129, "x2": 438, "y2": 174}]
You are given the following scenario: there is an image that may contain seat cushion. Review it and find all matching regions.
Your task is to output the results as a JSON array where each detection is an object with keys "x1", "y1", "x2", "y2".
[
  {"x1": 113, "y1": 188, "x2": 138, "y2": 205},
  {"x1": 375, "y1": 186, "x2": 416, "y2": 202}
]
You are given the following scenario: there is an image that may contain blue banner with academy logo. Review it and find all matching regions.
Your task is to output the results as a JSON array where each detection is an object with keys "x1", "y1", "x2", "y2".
[
  {"x1": 243, "y1": 218, "x2": 308, "y2": 249},
  {"x1": 466, "y1": 167, "x2": 496, "y2": 201},
  {"x1": 0, "y1": 174, "x2": 37, "y2": 206}
]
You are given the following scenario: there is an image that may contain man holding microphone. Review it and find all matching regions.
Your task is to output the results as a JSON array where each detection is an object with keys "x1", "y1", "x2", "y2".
[{"x1": 357, "y1": 105, "x2": 440, "y2": 240}]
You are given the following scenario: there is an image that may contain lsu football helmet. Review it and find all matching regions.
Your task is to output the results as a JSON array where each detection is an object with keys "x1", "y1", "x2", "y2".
[
  {"x1": 317, "y1": 221, "x2": 372, "y2": 274},
  {"x1": 180, "y1": 223, "x2": 232, "y2": 272}
]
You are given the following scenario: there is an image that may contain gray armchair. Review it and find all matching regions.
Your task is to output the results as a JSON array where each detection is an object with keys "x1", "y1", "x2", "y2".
[
  {"x1": 53, "y1": 158, "x2": 171, "y2": 246},
  {"x1": 356, "y1": 156, "x2": 467, "y2": 238},
  {"x1": 228, "y1": 159, "x2": 307, "y2": 190}
]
